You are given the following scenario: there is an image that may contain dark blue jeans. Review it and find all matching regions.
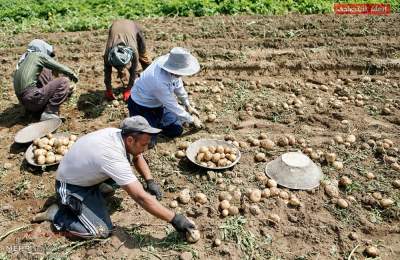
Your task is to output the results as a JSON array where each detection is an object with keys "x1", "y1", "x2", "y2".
[{"x1": 127, "y1": 98, "x2": 183, "y2": 139}]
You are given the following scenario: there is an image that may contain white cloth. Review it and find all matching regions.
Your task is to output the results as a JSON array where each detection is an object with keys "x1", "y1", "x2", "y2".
[
  {"x1": 56, "y1": 128, "x2": 137, "y2": 187},
  {"x1": 130, "y1": 57, "x2": 193, "y2": 123}
]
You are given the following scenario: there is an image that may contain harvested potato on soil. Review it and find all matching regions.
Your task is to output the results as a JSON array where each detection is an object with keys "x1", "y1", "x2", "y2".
[{"x1": 186, "y1": 229, "x2": 201, "y2": 243}]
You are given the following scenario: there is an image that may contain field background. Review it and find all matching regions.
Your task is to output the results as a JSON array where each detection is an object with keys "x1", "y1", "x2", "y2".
[{"x1": 0, "y1": 1, "x2": 400, "y2": 260}]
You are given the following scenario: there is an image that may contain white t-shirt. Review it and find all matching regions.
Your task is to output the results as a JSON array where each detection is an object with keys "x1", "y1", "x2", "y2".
[{"x1": 56, "y1": 128, "x2": 137, "y2": 187}]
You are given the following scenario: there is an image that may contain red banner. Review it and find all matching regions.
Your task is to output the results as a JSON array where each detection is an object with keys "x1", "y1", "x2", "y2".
[{"x1": 334, "y1": 3, "x2": 391, "y2": 15}]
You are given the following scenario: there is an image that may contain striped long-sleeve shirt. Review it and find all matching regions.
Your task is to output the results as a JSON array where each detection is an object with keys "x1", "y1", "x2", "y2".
[{"x1": 13, "y1": 52, "x2": 77, "y2": 96}]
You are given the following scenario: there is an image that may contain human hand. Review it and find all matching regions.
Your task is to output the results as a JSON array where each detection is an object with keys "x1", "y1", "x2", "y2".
[
  {"x1": 187, "y1": 105, "x2": 200, "y2": 117},
  {"x1": 191, "y1": 116, "x2": 203, "y2": 129},
  {"x1": 170, "y1": 214, "x2": 196, "y2": 233},
  {"x1": 146, "y1": 179, "x2": 162, "y2": 200}
]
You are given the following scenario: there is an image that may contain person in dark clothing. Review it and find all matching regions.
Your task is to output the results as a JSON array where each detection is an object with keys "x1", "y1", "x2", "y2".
[
  {"x1": 104, "y1": 20, "x2": 152, "y2": 102},
  {"x1": 13, "y1": 39, "x2": 78, "y2": 121}
]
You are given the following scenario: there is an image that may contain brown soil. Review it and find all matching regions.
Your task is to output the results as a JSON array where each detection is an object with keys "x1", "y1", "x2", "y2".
[{"x1": 1, "y1": 14, "x2": 400, "y2": 260}]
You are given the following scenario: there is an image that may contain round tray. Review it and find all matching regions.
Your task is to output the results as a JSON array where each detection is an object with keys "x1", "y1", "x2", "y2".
[
  {"x1": 25, "y1": 132, "x2": 71, "y2": 167},
  {"x1": 186, "y1": 139, "x2": 241, "y2": 170},
  {"x1": 15, "y1": 118, "x2": 62, "y2": 143}
]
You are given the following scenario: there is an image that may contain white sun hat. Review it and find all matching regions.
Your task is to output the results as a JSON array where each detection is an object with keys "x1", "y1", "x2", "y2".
[
  {"x1": 158, "y1": 47, "x2": 200, "y2": 76},
  {"x1": 265, "y1": 151, "x2": 323, "y2": 190}
]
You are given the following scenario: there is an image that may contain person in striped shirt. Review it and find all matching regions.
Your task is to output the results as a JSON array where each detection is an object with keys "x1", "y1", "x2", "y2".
[{"x1": 13, "y1": 39, "x2": 78, "y2": 121}]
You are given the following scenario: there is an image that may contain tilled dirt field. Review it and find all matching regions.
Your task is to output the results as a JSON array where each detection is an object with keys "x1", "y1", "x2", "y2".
[{"x1": 0, "y1": 14, "x2": 400, "y2": 259}]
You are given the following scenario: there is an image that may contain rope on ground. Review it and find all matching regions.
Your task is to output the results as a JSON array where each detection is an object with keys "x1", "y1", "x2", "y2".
[{"x1": 0, "y1": 224, "x2": 32, "y2": 241}]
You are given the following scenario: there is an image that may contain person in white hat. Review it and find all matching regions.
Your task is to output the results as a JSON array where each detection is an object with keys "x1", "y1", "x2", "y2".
[
  {"x1": 32, "y1": 116, "x2": 196, "y2": 239},
  {"x1": 128, "y1": 47, "x2": 202, "y2": 142}
]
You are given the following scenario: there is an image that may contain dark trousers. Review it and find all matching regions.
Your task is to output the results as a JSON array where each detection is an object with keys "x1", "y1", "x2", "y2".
[
  {"x1": 53, "y1": 180, "x2": 113, "y2": 239},
  {"x1": 127, "y1": 98, "x2": 183, "y2": 138},
  {"x1": 19, "y1": 69, "x2": 71, "y2": 114}
]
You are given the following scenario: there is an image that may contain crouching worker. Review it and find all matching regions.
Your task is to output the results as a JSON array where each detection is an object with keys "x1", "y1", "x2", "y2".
[
  {"x1": 104, "y1": 20, "x2": 152, "y2": 101},
  {"x1": 128, "y1": 47, "x2": 202, "y2": 143},
  {"x1": 13, "y1": 39, "x2": 78, "y2": 121},
  {"x1": 32, "y1": 116, "x2": 195, "y2": 238}
]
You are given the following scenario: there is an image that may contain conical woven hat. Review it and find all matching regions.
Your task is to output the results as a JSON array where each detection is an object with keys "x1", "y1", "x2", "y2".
[{"x1": 265, "y1": 152, "x2": 322, "y2": 190}]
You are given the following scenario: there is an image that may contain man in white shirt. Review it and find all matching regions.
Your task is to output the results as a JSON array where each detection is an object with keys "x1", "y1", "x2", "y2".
[
  {"x1": 128, "y1": 47, "x2": 202, "y2": 143},
  {"x1": 32, "y1": 116, "x2": 196, "y2": 239}
]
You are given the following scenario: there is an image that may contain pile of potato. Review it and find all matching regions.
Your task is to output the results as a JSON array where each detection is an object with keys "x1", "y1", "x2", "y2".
[
  {"x1": 32, "y1": 133, "x2": 77, "y2": 165},
  {"x1": 196, "y1": 145, "x2": 238, "y2": 168}
]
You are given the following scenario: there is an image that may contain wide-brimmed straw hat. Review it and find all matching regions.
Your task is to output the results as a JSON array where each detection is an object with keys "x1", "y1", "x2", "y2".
[
  {"x1": 158, "y1": 47, "x2": 200, "y2": 76},
  {"x1": 265, "y1": 151, "x2": 323, "y2": 190}
]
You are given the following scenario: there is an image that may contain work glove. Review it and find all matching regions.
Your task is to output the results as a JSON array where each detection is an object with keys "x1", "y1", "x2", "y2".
[
  {"x1": 170, "y1": 214, "x2": 195, "y2": 233},
  {"x1": 191, "y1": 115, "x2": 203, "y2": 129},
  {"x1": 123, "y1": 88, "x2": 131, "y2": 102},
  {"x1": 186, "y1": 105, "x2": 200, "y2": 117},
  {"x1": 105, "y1": 89, "x2": 116, "y2": 101},
  {"x1": 146, "y1": 179, "x2": 162, "y2": 200}
]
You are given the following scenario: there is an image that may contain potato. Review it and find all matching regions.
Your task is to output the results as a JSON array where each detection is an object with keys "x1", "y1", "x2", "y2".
[
  {"x1": 216, "y1": 145, "x2": 225, "y2": 154},
  {"x1": 219, "y1": 200, "x2": 230, "y2": 210},
  {"x1": 200, "y1": 162, "x2": 208, "y2": 167},
  {"x1": 224, "y1": 147, "x2": 232, "y2": 154},
  {"x1": 45, "y1": 155, "x2": 56, "y2": 164},
  {"x1": 46, "y1": 152, "x2": 55, "y2": 157},
  {"x1": 339, "y1": 176, "x2": 352, "y2": 187},
  {"x1": 203, "y1": 151, "x2": 213, "y2": 162},
  {"x1": 208, "y1": 146, "x2": 216, "y2": 153},
  {"x1": 212, "y1": 153, "x2": 221, "y2": 163},
  {"x1": 346, "y1": 134, "x2": 356, "y2": 143},
  {"x1": 56, "y1": 146, "x2": 67, "y2": 155},
  {"x1": 364, "y1": 246, "x2": 379, "y2": 257},
  {"x1": 226, "y1": 154, "x2": 237, "y2": 162},
  {"x1": 199, "y1": 146, "x2": 209, "y2": 153},
  {"x1": 380, "y1": 198, "x2": 394, "y2": 208},
  {"x1": 324, "y1": 185, "x2": 339, "y2": 198},
  {"x1": 53, "y1": 139, "x2": 61, "y2": 147},
  {"x1": 259, "y1": 133, "x2": 268, "y2": 140},
  {"x1": 196, "y1": 153, "x2": 205, "y2": 162},
  {"x1": 325, "y1": 153, "x2": 337, "y2": 163},
  {"x1": 366, "y1": 172, "x2": 375, "y2": 180},
  {"x1": 37, "y1": 155, "x2": 46, "y2": 165},
  {"x1": 254, "y1": 152, "x2": 266, "y2": 162},
  {"x1": 267, "y1": 213, "x2": 281, "y2": 223},
  {"x1": 219, "y1": 153, "x2": 226, "y2": 159},
  {"x1": 207, "y1": 161, "x2": 216, "y2": 168},
  {"x1": 249, "y1": 189, "x2": 261, "y2": 202},
  {"x1": 219, "y1": 192, "x2": 232, "y2": 201},
  {"x1": 221, "y1": 209, "x2": 229, "y2": 217},
  {"x1": 286, "y1": 135, "x2": 296, "y2": 145},
  {"x1": 40, "y1": 137, "x2": 49, "y2": 145},
  {"x1": 261, "y1": 188, "x2": 271, "y2": 198},
  {"x1": 207, "y1": 114, "x2": 217, "y2": 122},
  {"x1": 69, "y1": 135, "x2": 77, "y2": 142},
  {"x1": 178, "y1": 189, "x2": 191, "y2": 204},
  {"x1": 175, "y1": 150, "x2": 186, "y2": 158},
  {"x1": 279, "y1": 191, "x2": 289, "y2": 200},
  {"x1": 232, "y1": 190, "x2": 241, "y2": 202},
  {"x1": 37, "y1": 141, "x2": 46, "y2": 148},
  {"x1": 260, "y1": 139, "x2": 275, "y2": 150},
  {"x1": 169, "y1": 200, "x2": 178, "y2": 208},
  {"x1": 62, "y1": 138, "x2": 70, "y2": 146},
  {"x1": 186, "y1": 229, "x2": 200, "y2": 243},
  {"x1": 33, "y1": 138, "x2": 40, "y2": 146},
  {"x1": 336, "y1": 198, "x2": 348, "y2": 208},
  {"x1": 48, "y1": 138, "x2": 55, "y2": 147},
  {"x1": 270, "y1": 187, "x2": 280, "y2": 197},
  {"x1": 34, "y1": 149, "x2": 47, "y2": 158},
  {"x1": 277, "y1": 136, "x2": 289, "y2": 147},
  {"x1": 267, "y1": 179, "x2": 277, "y2": 188},
  {"x1": 217, "y1": 158, "x2": 228, "y2": 167},
  {"x1": 214, "y1": 238, "x2": 222, "y2": 247},
  {"x1": 288, "y1": 195, "x2": 300, "y2": 206},
  {"x1": 332, "y1": 161, "x2": 343, "y2": 170},
  {"x1": 177, "y1": 142, "x2": 189, "y2": 150},
  {"x1": 194, "y1": 193, "x2": 208, "y2": 204},
  {"x1": 55, "y1": 154, "x2": 63, "y2": 162}
]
